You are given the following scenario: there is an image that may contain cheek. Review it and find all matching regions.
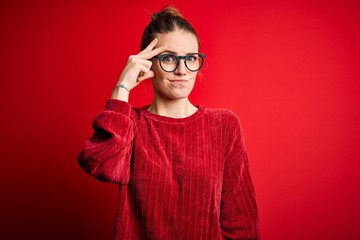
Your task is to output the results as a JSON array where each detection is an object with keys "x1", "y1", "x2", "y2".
[
  {"x1": 153, "y1": 71, "x2": 167, "y2": 82},
  {"x1": 190, "y1": 73, "x2": 198, "y2": 82},
  {"x1": 151, "y1": 70, "x2": 168, "y2": 87},
  {"x1": 151, "y1": 63, "x2": 164, "y2": 78}
]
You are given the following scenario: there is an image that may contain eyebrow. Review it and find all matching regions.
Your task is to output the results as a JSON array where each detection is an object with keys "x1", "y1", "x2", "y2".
[{"x1": 162, "y1": 50, "x2": 197, "y2": 55}]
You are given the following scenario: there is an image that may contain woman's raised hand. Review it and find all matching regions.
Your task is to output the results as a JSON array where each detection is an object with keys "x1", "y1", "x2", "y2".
[{"x1": 116, "y1": 38, "x2": 167, "y2": 91}]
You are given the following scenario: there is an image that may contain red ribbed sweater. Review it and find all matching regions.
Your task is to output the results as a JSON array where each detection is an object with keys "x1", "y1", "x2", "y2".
[{"x1": 78, "y1": 99, "x2": 260, "y2": 240}]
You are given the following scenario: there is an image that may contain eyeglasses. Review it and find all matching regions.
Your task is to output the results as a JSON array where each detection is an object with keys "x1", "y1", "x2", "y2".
[{"x1": 153, "y1": 53, "x2": 206, "y2": 72}]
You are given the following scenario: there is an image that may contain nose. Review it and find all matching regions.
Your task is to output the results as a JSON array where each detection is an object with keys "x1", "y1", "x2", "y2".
[{"x1": 174, "y1": 58, "x2": 187, "y2": 75}]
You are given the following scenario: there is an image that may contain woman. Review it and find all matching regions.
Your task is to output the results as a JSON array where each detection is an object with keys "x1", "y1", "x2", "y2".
[{"x1": 78, "y1": 6, "x2": 260, "y2": 240}]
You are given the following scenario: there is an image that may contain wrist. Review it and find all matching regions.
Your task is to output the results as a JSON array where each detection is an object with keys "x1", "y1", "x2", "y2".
[
  {"x1": 111, "y1": 84, "x2": 130, "y2": 102},
  {"x1": 114, "y1": 83, "x2": 131, "y2": 92}
]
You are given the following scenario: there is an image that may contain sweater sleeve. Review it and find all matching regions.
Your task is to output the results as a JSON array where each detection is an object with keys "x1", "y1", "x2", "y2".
[
  {"x1": 220, "y1": 113, "x2": 260, "y2": 239},
  {"x1": 77, "y1": 99, "x2": 134, "y2": 184}
]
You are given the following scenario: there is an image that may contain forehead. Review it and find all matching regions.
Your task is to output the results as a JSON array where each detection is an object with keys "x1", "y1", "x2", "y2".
[{"x1": 155, "y1": 29, "x2": 199, "y2": 54}]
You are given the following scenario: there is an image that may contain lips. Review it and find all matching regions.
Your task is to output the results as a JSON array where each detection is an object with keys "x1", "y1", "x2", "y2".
[
  {"x1": 168, "y1": 79, "x2": 189, "y2": 87},
  {"x1": 169, "y1": 79, "x2": 188, "y2": 82}
]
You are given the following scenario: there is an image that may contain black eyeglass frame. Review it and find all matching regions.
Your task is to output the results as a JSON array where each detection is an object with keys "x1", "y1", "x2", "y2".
[{"x1": 153, "y1": 53, "x2": 206, "y2": 73}]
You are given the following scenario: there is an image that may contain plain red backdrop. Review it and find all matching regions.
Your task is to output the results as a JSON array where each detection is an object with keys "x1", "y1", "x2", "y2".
[{"x1": 1, "y1": 0, "x2": 359, "y2": 239}]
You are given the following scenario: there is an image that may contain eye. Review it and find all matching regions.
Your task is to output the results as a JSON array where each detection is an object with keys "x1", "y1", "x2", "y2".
[
  {"x1": 161, "y1": 54, "x2": 177, "y2": 62},
  {"x1": 186, "y1": 55, "x2": 198, "y2": 62}
]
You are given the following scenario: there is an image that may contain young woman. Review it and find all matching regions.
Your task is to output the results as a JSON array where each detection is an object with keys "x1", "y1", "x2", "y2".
[{"x1": 78, "y1": 6, "x2": 260, "y2": 239}]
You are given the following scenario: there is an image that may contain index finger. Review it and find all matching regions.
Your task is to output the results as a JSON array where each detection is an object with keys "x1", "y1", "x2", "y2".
[
  {"x1": 139, "y1": 45, "x2": 167, "y2": 60},
  {"x1": 145, "y1": 45, "x2": 167, "y2": 59},
  {"x1": 140, "y1": 38, "x2": 159, "y2": 54}
]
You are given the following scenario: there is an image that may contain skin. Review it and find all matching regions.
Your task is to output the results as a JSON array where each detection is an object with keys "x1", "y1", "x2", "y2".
[{"x1": 112, "y1": 28, "x2": 199, "y2": 118}]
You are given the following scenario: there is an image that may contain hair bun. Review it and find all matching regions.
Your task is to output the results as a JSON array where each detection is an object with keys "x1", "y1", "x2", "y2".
[
  {"x1": 151, "y1": 6, "x2": 183, "y2": 21},
  {"x1": 141, "y1": 5, "x2": 199, "y2": 51}
]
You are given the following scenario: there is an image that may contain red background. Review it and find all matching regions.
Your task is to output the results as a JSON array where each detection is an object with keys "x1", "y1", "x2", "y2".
[{"x1": 1, "y1": 0, "x2": 359, "y2": 239}]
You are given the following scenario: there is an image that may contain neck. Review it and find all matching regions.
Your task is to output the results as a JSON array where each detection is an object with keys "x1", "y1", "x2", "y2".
[{"x1": 148, "y1": 98, "x2": 197, "y2": 118}]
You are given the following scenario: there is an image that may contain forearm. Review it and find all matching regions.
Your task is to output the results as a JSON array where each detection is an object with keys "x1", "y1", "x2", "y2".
[{"x1": 77, "y1": 99, "x2": 134, "y2": 184}]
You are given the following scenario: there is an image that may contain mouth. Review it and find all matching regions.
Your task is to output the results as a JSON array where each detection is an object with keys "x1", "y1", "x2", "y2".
[
  {"x1": 168, "y1": 79, "x2": 189, "y2": 87},
  {"x1": 169, "y1": 79, "x2": 188, "y2": 83}
]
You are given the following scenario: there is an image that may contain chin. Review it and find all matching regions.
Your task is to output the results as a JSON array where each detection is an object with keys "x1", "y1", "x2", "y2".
[
  {"x1": 167, "y1": 92, "x2": 191, "y2": 100},
  {"x1": 158, "y1": 88, "x2": 193, "y2": 100}
]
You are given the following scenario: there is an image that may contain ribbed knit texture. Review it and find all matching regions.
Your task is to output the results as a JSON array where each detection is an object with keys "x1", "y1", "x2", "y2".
[{"x1": 78, "y1": 99, "x2": 260, "y2": 240}]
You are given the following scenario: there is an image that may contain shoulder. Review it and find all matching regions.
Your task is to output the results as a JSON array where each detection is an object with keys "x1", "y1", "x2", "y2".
[
  {"x1": 204, "y1": 106, "x2": 241, "y2": 124},
  {"x1": 203, "y1": 106, "x2": 245, "y2": 137},
  {"x1": 130, "y1": 105, "x2": 147, "y2": 123}
]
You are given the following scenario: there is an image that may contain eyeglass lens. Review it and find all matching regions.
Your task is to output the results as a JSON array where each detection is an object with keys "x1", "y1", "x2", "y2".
[{"x1": 159, "y1": 54, "x2": 204, "y2": 72}]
